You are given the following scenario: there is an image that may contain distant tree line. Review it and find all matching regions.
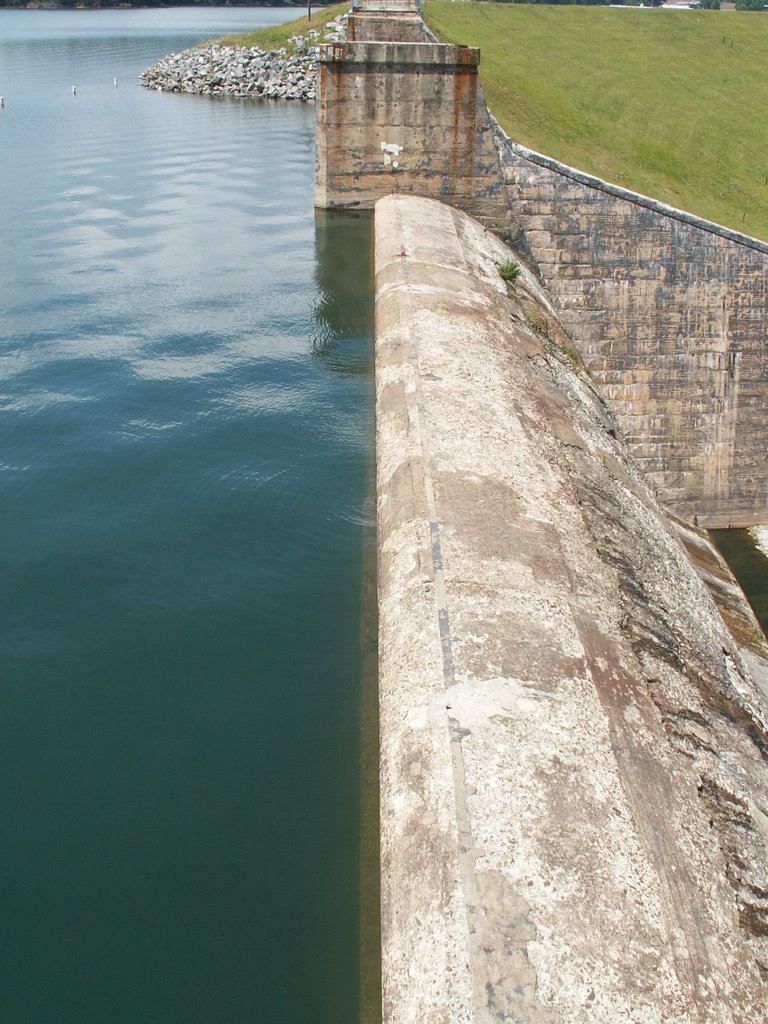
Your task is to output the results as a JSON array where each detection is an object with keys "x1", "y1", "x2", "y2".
[
  {"x1": 489, "y1": 0, "x2": 768, "y2": 7},
  {"x1": 491, "y1": 1, "x2": 613, "y2": 5},
  {"x1": 489, "y1": 0, "x2": 655, "y2": 6},
  {"x1": 0, "y1": 1, "x2": 330, "y2": 7},
  {"x1": 3, "y1": 0, "x2": 762, "y2": 11}
]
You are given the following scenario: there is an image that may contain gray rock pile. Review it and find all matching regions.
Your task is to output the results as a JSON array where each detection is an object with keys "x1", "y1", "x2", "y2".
[{"x1": 139, "y1": 16, "x2": 346, "y2": 101}]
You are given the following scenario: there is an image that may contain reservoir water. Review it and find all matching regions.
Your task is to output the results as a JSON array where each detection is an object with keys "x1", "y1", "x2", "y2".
[{"x1": 0, "y1": 8, "x2": 373, "y2": 1022}]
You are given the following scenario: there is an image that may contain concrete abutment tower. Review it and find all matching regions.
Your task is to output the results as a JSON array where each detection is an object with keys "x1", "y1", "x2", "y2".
[{"x1": 314, "y1": 14, "x2": 510, "y2": 236}]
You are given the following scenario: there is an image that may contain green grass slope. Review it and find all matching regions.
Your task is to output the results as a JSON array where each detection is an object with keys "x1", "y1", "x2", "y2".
[{"x1": 424, "y1": 3, "x2": 768, "y2": 241}]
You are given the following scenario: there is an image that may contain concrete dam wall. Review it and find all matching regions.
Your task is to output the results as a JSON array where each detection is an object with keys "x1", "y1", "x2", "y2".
[
  {"x1": 313, "y1": 9, "x2": 768, "y2": 1020},
  {"x1": 375, "y1": 193, "x2": 768, "y2": 1024}
]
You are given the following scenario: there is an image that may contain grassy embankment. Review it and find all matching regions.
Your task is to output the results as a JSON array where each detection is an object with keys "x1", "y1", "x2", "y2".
[
  {"x1": 424, "y1": 3, "x2": 768, "y2": 241},
  {"x1": 217, "y1": 2, "x2": 348, "y2": 50}
]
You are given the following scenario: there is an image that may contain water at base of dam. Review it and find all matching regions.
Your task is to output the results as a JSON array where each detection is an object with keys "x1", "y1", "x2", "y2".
[
  {"x1": 712, "y1": 529, "x2": 768, "y2": 634},
  {"x1": 0, "y1": 9, "x2": 373, "y2": 1022}
]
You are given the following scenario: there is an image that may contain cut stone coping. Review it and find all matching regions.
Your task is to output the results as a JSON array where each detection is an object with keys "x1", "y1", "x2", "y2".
[
  {"x1": 319, "y1": 39, "x2": 479, "y2": 65},
  {"x1": 493, "y1": 119, "x2": 768, "y2": 255}
]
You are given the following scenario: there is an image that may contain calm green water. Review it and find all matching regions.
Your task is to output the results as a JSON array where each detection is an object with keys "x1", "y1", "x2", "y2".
[
  {"x1": 0, "y1": 9, "x2": 373, "y2": 1022},
  {"x1": 712, "y1": 529, "x2": 768, "y2": 635}
]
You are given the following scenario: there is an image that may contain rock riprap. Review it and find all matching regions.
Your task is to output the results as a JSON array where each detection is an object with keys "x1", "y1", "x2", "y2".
[{"x1": 139, "y1": 19, "x2": 346, "y2": 101}]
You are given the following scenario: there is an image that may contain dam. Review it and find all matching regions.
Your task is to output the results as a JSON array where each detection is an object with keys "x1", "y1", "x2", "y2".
[
  {"x1": 1, "y1": 5, "x2": 765, "y2": 1021},
  {"x1": 315, "y1": 3, "x2": 768, "y2": 1020},
  {"x1": 374, "y1": 192, "x2": 768, "y2": 1023}
]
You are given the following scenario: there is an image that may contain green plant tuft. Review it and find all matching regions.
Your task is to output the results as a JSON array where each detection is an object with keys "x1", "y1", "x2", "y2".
[
  {"x1": 497, "y1": 259, "x2": 521, "y2": 283},
  {"x1": 561, "y1": 344, "x2": 583, "y2": 369}
]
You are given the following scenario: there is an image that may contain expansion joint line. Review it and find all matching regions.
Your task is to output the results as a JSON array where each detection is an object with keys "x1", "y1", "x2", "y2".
[
  {"x1": 392, "y1": 204, "x2": 455, "y2": 691},
  {"x1": 392, "y1": 201, "x2": 487, "y2": 1022}
]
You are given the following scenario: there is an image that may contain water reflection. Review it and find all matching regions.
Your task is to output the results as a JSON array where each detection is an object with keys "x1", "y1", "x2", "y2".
[
  {"x1": 313, "y1": 208, "x2": 380, "y2": 1022},
  {"x1": 312, "y1": 209, "x2": 375, "y2": 368}
]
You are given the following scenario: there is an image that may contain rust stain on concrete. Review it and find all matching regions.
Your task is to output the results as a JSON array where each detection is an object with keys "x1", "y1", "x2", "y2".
[{"x1": 315, "y1": 38, "x2": 510, "y2": 234}]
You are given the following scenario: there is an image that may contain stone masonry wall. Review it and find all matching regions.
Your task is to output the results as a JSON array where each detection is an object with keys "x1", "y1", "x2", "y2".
[
  {"x1": 497, "y1": 134, "x2": 768, "y2": 528},
  {"x1": 314, "y1": 10, "x2": 767, "y2": 528}
]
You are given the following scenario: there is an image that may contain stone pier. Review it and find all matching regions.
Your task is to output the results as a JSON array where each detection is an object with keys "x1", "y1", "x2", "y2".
[{"x1": 314, "y1": 30, "x2": 509, "y2": 233}]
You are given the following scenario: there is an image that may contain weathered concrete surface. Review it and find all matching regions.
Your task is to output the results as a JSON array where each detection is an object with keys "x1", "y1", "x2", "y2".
[
  {"x1": 376, "y1": 194, "x2": 768, "y2": 1023},
  {"x1": 495, "y1": 132, "x2": 768, "y2": 529},
  {"x1": 315, "y1": 40, "x2": 510, "y2": 234},
  {"x1": 348, "y1": 12, "x2": 429, "y2": 43}
]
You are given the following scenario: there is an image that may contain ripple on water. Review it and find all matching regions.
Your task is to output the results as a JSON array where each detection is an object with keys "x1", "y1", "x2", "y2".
[{"x1": 0, "y1": 17, "x2": 369, "y2": 1020}]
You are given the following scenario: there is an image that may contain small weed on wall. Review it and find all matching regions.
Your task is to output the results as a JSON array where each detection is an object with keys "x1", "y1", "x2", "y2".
[{"x1": 497, "y1": 259, "x2": 521, "y2": 297}]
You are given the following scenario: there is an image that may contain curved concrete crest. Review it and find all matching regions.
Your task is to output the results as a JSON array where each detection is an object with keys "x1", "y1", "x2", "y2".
[{"x1": 375, "y1": 194, "x2": 768, "y2": 1024}]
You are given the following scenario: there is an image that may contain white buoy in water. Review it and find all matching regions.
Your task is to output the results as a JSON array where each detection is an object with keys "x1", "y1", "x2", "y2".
[
  {"x1": 72, "y1": 85, "x2": 77, "y2": 96},
  {"x1": 113, "y1": 77, "x2": 117, "y2": 88}
]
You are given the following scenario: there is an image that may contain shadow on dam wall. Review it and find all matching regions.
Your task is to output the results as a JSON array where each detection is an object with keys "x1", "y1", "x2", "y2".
[{"x1": 313, "y1": 208, "x2": 382, "y2": 1024}]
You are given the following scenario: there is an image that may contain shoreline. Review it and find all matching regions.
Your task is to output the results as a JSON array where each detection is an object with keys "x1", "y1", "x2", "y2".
[{"x1": 138, "y1": 11, "x2": 345, "y2": 99}]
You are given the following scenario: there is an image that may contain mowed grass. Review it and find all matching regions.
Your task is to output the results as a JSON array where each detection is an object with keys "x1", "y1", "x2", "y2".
[
  {"x1": 424, "y1": 3, "x2": 768, "y2": 240},
  {"x1": 218, "y1": 3, "x2": 349, "y2": 50}
]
